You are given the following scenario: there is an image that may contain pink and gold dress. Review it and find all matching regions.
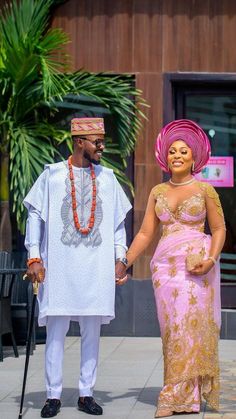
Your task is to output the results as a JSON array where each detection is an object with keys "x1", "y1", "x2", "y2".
[{"x1": 151, "y1": 181, "x2": 225, "y2": 414}]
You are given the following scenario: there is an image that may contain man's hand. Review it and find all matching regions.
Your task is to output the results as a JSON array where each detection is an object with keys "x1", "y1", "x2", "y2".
[
  {"x1": 26, "y1": 262, "x2": 45, "y2": 283},
  {"x1": 115, "y1": 261, "x2": 128, "y2": 286}
]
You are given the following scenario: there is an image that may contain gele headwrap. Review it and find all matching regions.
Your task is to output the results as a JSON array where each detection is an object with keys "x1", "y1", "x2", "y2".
[
  {"x1": 155, "y1": 119, "x2": 211, "y2": 174},
  {"x1": 71, "y1": 117, "x2": 105, "y2": 136}
]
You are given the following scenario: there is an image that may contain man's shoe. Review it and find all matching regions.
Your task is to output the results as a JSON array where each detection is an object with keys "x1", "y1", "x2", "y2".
[
  {"x1": 41, "y1": 399, "x2": 61, "y2": 418},
  {"x1": 78, "y1": 397, "x2": 103, "y2": 415}
]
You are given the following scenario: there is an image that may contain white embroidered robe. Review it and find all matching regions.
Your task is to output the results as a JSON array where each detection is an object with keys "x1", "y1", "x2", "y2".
[{"x1": 23, "y1": 161, "x2": 131, "y2": 326}]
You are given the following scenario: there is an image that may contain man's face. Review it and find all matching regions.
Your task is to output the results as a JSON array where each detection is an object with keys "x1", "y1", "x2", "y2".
[{"x1": 78, "y1": 134, "x2": 105, "y2": 165}]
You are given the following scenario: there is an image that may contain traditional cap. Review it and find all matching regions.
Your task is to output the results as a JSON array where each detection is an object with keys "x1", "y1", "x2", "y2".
[
  {"x1": 71, "y1": 117, "x2": 105, "y2": 136},
  {"x1": 155, "y1": 119, "x2": 211, "y2": 174}
]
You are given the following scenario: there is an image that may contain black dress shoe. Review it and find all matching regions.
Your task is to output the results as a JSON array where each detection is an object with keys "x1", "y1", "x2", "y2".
[
  {"x1": 78, "y1": 397, "x2": 103, "y2": 415},
  {"x1": 41, "y1": 399, "x2": 61, "y2": 418}
]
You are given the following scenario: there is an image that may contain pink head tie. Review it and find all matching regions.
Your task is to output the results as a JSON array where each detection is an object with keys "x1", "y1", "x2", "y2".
[{"x1": 155, "y1": 119, "x2": 211, "y2": 174}]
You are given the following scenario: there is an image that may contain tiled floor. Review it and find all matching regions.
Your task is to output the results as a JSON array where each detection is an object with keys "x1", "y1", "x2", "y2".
[
  {"x1": 204, "y1": 360, "x2": 236, "y2": 419},
  {"x1": 0, "y1": 337, "x2": 235, "y2": 419}
]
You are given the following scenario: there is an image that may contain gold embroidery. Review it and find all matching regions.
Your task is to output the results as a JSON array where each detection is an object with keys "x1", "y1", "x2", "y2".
[
  {"x1": 201, "y1": 247, "x2": 206, "y2": 257},
  {"x1": 189, "y1": 294, "x2": 197, "y2": 305},
  {"x1": 173, "y1": 308, "x2": 178, "y2": 318},
  {"x1": 188, "y1": 205, "x2": 199, "y2": 216},
  {"x1": 156, "y1": 238, "x2": 207, "y2": 262},
  {"x1": 169, "y1": 265, "x2": 177, "y2": 277},
  {"x1": 164, "y1": 224, "x2": 205, "y2": 236},
  {"x1": 153, "y1": 265, "x2": 158, "y2": 273},
  {"x1": 157, "y1": 400, "x2": 201, "y2": 414},
  {"x1": 186, "y1": 313, "x2": 199, "y2": 331},
  {"x1": 172, "y1": 339, "x2": 186, "y2": 358},
  {"x1": 157, "y1": 378, "x2": 201, "y2": 413},
  {"x1": 154, "y1": 279, "x2": 161, "y2": 288},
  {"x1": 186, "y1": 247, "x2": 206, "y2": 271},
  {"x1": 152, "y1": 183, "x2": 169, "y2": 199},
  {"x1": 154, "y1": 184, "x2": 207, "y2": 233},
  {"x1": 160, "y1": 291, "x2": 220, "y2": 411},
  {"x1": 168, "y1": 256, "x2": 177, "y2": 277},
  {"x1": 172, "y1": 289, "x2": 179, "y2": 300},
  {"x1": 155, "y1": 193, "x2": 169, "y2": 218},
  {"x1": 203, "y1": 278, "x2": 209, "y2": 288},
  {"x1": 184, "y1": 194, "x2": 205, "y2": 217},
  {"x1": 164, "y1": 193, "x2": 205, "y2": 220},
  {"x1": 211, "y1": 287, "x2": 215, "y2": 303},
  {"x1": 173, "y1": 322, "x2": 179, "y2": 333},
  {"x1": 198, "y1": 182, "x2": 224, "y2": 218},
  {"x1": 162, "y1": 224, "x2": 184, "y2": 238},
  {"x1": 189, "y1": 281, "x2": 195, "y2": 292},
  {"x1": 165, "y1": 313, "x2": 169, "y2": 322},
  {"x1": 155, "y1": 206, "x2": 163, "y2": 217}
]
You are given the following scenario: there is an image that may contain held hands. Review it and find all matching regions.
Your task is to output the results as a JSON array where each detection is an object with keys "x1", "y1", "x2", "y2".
[
  {"x1": 115, "y1": 260, "x2": 128, "y2": 286},
  {"x1": 26, "y1": 261, "x2": 45, "y2": 283},
  {"x1": 189, "y1": 259, "x2": 214, "y2": 276}
]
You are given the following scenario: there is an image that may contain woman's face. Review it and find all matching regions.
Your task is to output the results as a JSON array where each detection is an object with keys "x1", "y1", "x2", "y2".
[{"x1": 167, "y1": 140, "x2": 193, "y2": 175}]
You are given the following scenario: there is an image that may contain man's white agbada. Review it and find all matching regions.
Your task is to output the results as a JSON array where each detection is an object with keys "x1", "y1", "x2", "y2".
[{"x1": 24, "y1": 161, "x2": 131, "y2": 326}]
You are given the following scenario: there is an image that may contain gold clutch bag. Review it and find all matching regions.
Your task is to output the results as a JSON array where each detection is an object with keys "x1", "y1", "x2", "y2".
[{"x1": 186, "y1": 253, "x2": 203, "y2": 271}]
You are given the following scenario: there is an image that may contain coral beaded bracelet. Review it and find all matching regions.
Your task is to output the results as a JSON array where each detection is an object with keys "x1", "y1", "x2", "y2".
[{"x1": 27, "y1": 258, "x2": 42, "y2": 267}]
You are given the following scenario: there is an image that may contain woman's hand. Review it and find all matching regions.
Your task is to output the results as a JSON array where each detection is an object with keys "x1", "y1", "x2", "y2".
[
  {"x1": 115, "y1": 261, "x2": 128, "y2": 286},
  {"x1": 189, "y1": 259, "x2": 214, "y2": 276},
  {"x1": 26, "y1": 262, "x2": 45, "y2": 283}
]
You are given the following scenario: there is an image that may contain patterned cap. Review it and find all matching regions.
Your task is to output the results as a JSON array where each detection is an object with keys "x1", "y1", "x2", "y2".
[
  {"x1": 155, "y1": 119, "x2": 211, "y2": 174},
  {"x1": 71, "y1": 117, "x2": 105, "y2": 136}
]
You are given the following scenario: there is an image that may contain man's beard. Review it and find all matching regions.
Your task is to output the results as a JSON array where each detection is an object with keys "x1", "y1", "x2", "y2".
[{"x1": 84, "y1": 151, "x2": 101, "y2": 165}]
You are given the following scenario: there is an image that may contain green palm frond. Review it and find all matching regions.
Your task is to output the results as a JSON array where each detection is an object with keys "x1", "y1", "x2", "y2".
[
  {"x1": 55, "y1": 72, "x2": 147, "y2": 161},
  {"x1": 69, "y1": 71, "x2": 148, "y2": 157},
  {"x1": 0, "y1": 0, "x2": 147, "y2": 233},
  {"x1": 101, "y1": 142, "x2": 134, "y2": 197},
  {"x1": 9, "y1": 122, "x2": 57, "y2": 229}
]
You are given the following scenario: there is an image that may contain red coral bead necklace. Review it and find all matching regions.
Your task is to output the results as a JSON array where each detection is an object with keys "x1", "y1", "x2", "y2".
[{"x1": 68, "y1": 155, "x2": 96, "y2": 235}]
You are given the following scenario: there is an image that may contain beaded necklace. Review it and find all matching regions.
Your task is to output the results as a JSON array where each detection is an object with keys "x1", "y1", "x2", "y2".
[
  {"x1": 169, "y1": 177, "x2": 195, "y2": 186},
  {"x1": 68, "y1": 155, "x2": 96, "y2": 235}
]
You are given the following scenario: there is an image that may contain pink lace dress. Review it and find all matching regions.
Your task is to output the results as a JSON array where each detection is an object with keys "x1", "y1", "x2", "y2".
[{"x1": 151, "y1": 181, "x2": 224, "y2": 414}]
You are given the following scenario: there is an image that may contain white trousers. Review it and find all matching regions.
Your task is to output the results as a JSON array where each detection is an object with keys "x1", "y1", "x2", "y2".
[{"x1": 45, "y1": 316, "x2": 101, "y2": 399}]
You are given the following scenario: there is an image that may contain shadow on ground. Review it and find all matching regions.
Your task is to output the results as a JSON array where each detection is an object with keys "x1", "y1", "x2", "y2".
[{"x1": 14, "y1": 386, "x2": 161, "y2": 411}]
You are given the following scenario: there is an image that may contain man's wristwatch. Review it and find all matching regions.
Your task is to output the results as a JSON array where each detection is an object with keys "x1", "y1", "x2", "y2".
[{"x1": 116, "y1": 257, "x2": 128, "y2": 267}]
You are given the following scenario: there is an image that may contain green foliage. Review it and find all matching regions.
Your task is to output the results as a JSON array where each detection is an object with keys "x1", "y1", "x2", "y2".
[{"x1": 0, "y1": 0, "x2": 146, "y2": 232}]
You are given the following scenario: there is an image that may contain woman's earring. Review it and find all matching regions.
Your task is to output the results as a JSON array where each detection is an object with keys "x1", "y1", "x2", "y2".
[{"x1": 192, "y1": 161, "x2": 195, "y2": 172}]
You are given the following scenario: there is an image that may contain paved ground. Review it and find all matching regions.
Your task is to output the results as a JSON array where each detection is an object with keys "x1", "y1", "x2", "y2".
[{"x1": 0, "y1": 337, "x2": 236, "y2": 419}]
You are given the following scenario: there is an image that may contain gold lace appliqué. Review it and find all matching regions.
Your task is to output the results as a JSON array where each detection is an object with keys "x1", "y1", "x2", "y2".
[
  {"x1": 198, "y1": 182, "x2": 224, "y2": 218},
  {"x1": 160, "y1": 291, "x2": 220, "y2": 411},
  {"x1": 152, "y1": 183, "x2": 169, "y2": 199}
]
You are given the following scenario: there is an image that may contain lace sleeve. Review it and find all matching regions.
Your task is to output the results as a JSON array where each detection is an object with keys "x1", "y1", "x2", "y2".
[
  {"x1": 200, "y1": 182, "x2": 224, "y2": 218},
  {"x1": 152, "y1": 183, "x2": 169, "y2": 200},
  {"x1": 199, "y1": 182, "x2": 226, "y2": 233}
]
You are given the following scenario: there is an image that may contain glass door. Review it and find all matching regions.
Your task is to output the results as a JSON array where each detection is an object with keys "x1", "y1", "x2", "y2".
[{"x1": 173, "y1": 84, "x2": 236, "y2": 308}]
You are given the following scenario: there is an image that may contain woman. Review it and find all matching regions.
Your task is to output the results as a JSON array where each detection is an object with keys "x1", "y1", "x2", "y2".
[{"x1": 126, "y1": 120, "x2": 226, "y2": 417}]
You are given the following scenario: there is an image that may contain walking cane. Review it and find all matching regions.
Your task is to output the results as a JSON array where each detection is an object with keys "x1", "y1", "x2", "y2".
[{"x1": 18, "y1": 280, "x2": 38, "y2": 419}]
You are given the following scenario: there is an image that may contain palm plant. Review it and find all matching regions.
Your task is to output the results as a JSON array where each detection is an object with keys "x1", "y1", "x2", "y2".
[{"x1": 0, "y1": 0, "x2": 146, "y2": 251}]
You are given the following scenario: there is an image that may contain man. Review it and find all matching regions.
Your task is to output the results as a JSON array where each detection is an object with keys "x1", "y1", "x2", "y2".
[{"x1": 24, "y1": 117, "x2": 131, "y2": 418}]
